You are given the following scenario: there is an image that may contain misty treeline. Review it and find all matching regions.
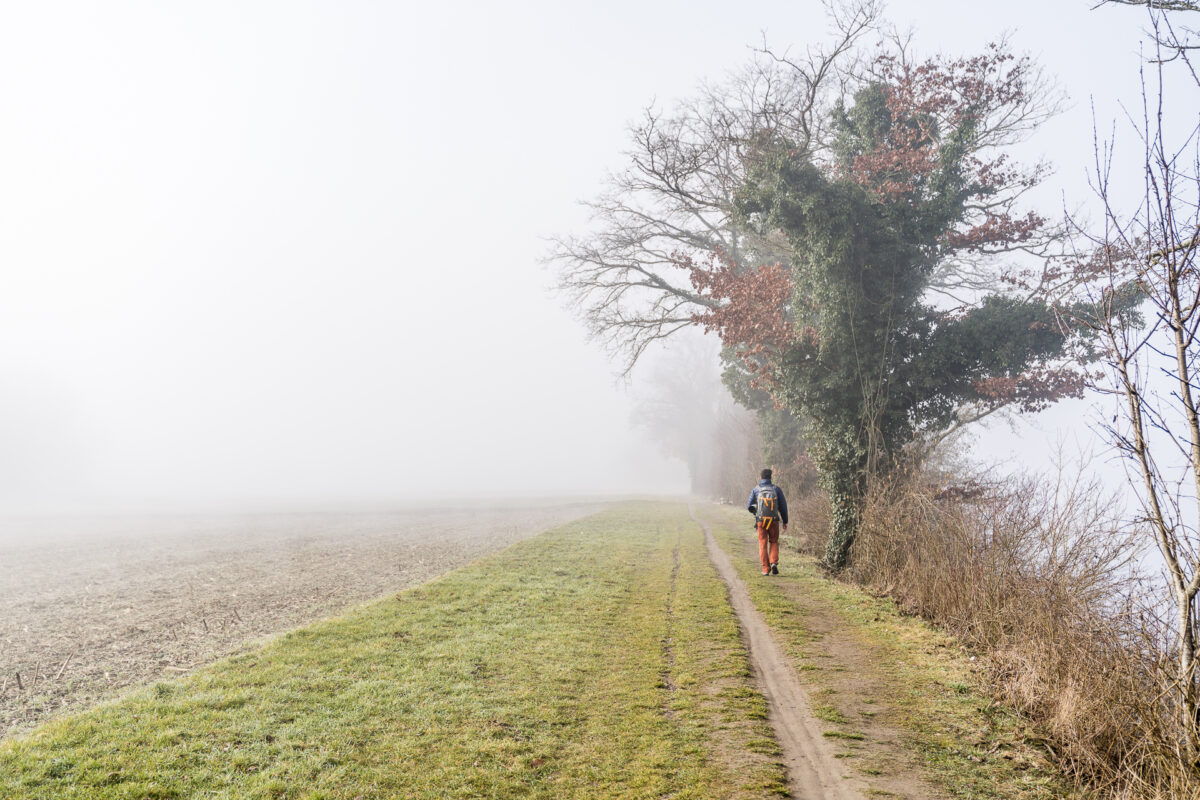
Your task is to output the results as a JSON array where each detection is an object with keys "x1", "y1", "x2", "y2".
[
  {"x1": 556, "y1": 0, "x2": 1200, "y2": 795},
  {"x1": 630, "y1": 335, "x2": 816, "y2": 501}
]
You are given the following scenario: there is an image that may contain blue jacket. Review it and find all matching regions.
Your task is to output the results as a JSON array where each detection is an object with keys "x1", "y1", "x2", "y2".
[{"x1": 747, "y1": 480, "x2": 788, "y2": 525}]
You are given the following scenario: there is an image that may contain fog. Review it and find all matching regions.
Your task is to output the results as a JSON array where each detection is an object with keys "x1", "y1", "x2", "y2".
[{"x1": 0, "y1": 0, "x2": 1175, "y2": 514}]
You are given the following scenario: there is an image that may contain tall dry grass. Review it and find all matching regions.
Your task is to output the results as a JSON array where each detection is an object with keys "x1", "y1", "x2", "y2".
[{"x1": 800, "y1": 467, "x2": 1200, "y2": 799}]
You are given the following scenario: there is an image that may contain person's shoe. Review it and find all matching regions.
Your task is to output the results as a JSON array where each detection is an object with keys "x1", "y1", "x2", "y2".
[
  {"x1": 770, "y1": 563, "x2": 779, "y2": 575},
  {"x1": 762, "y1": 569, "x2": 771, "y2": 576}
]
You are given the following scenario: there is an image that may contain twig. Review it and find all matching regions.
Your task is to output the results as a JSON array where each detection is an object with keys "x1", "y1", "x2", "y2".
[
  {"x1": 54, "y1": 652, "x2": 74, "y2": 681},
  {"x1": 15, "y1": 672, "x2": 22, "y2": 691}
]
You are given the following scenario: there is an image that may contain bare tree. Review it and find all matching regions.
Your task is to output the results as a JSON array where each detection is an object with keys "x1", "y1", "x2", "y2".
[
  {"x1": 551, "y1": 0, "x2": 882, "y2": 373},
  {"x1": 1101, "y1": 0, "x2": 1198, "y2": 12},
  {"x1": 1064, "y1": 3, "x2": 1200, "y2": 759},
  {"x1": 1100, "y1": 2, "x2": 1199, "y2": 76}
]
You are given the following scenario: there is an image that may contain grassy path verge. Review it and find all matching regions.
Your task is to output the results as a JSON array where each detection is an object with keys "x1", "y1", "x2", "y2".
[
  {"x1": 1, "y1": 502, "x2": 786, "y2": 800},
  {"x1": 699, "y1": 504, "x2": 1080, "y2": 800}
]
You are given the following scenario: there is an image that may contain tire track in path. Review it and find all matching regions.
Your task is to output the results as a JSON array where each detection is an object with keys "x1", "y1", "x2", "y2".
[{"x1": 690, "y1": 504, "x2": 866, "y2": 800}]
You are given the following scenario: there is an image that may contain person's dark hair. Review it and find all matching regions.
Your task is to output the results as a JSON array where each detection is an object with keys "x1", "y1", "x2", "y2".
[{"x1": 760, "y1": 468, "x2": 772, "y2": 480}]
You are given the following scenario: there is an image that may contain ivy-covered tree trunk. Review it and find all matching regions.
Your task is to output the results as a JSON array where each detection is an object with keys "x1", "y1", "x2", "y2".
[
  {"x1": 821, "y1": 469, "x2": 859, "y2": 569},
  {"x1": 813, "y1": 423, "x2": 868, "y2": 569}
]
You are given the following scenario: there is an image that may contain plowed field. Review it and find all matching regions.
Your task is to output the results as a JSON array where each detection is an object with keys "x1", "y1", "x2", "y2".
[{"x1": 0, "y1": 502, "x2": 602, "y2": 737}]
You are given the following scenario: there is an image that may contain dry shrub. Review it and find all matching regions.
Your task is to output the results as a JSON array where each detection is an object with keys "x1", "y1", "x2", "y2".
[
  {"x1": 790, "y1": 489, "x2": 831, "y2": 558},
  {"x1": 839, "y1": 467, "x2": 1198, "y2": 799}
]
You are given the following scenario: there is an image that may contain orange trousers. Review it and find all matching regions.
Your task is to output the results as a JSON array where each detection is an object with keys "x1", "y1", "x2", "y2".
[{"x1": 757, "y1": 518, "x2": 780, "y2": 574}]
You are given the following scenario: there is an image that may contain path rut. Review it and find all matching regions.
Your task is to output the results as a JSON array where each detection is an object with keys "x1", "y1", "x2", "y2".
[{"x1": 690, "y1": 504, "x2": 866, "y2": 800}]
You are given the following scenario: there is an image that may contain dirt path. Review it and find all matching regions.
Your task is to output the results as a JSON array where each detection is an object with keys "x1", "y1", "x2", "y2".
[{"x1": 691, "y1": 504, "x2": 866, "y2": 800}]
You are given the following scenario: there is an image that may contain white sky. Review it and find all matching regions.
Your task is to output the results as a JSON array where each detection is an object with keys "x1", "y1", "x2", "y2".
[{"x1": 0, "y1": 1, "x2": 1177, "y2": 512}]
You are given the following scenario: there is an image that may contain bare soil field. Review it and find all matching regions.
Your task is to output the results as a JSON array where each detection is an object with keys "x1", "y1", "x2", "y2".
[{"x1": 0, "y1": 501, "x2": 603, "y2": 738}]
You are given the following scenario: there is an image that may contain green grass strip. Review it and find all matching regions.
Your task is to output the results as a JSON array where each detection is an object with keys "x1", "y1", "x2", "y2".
[{"x1": 1, "y1": 502, "x2": 787, "y2": 800}]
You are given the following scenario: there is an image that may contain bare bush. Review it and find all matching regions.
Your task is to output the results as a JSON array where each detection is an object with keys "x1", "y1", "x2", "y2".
[
  {"x1": 823, "y1": 465, "x2": 1200, "y2": 797},
  {"x1": 789, "y1": 488, "x2": 832, "y2": 558},
  {"x1": 1049, "y1": 3, "x2": 1200, "y2": 777}
]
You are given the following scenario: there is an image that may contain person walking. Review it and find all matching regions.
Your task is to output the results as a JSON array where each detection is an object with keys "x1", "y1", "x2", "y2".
[{"x1": 747, "y1": 468, "x2": 788, "y2": 576}]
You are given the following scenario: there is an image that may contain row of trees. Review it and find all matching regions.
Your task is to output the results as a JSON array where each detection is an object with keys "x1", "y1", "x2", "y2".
[
  {"x1": 558, "y1": 0, "x2": 1200, "y2": 779},
  {"x1": 556, "y1": 0, "x2": 1106, "y2": 567}
]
